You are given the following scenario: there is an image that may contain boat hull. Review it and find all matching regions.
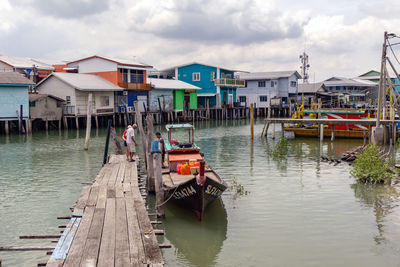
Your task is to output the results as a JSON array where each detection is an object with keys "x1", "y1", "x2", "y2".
[
  {"x1": 284, "y1": 127, "x2": 367, "y2": 139},
  {"x1": 164, "y1": 176, "x2": 227, "y2": 221}
]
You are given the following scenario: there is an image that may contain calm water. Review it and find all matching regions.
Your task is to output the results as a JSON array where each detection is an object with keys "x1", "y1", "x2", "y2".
[{"x1": 1, "y1": 121, "x2": 400, "y2": 266}]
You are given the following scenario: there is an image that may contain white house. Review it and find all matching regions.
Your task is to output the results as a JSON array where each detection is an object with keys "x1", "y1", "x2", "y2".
[
  {"x1": 35, "y1": 72, "x2": 123, "y2": 117},
  {"x1": 237, "y1": 71, "x2": 301, "y2": 107}
]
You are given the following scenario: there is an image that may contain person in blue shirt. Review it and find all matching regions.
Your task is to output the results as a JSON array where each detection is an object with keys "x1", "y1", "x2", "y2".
[{"x1": 155, "y1": 132, "x2": 165, "y2": 167}]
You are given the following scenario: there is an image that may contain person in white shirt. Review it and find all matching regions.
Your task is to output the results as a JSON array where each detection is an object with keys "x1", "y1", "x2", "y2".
[{"x1": 126, "y1": 124, "x2": 138, "y2": 162}]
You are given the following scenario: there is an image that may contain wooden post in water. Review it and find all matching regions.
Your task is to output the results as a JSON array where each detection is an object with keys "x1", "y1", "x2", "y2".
[
  {"x1": 95, "y1": 115, "x2": 99, "y2": 129},
  {"x1": 75, "y1": 116, "x2": 79, "y2": 130},
  {"x1": 84, "y1": 92, "x2": 93, "y2": 150},
  {"x1": 331, "y1": 125, "x2": 335, "y2": 141},
  {"x1": 250, "y1": 103, "x2": 254, "y2": 140},
  {"x1": 318, "y1": 98, "x2": 323, "y2": 141},
  {"x1": 4, "y1": 120, "x2": 9, "y2": 135},
  {"x1": 146, "y1": 115, "x2": 155, "y2": 192},
  {"x1": 153, "y1": 152, "x2": 165, "y2": 218},
  {"x1": 110, "y1": 127, "x2": 123, "y2": 154},
  {"x1": 134, "y1": 101, "x2": 147, "y2": 167},
  {"x1": 63, "y1": 117, "x2": 68, "y2": 130},
  {"x1": 103, "y1": 120, "x2": 112, "y2": 165},
  {"x1": 28, "y1": 119, "x2": 32, "y2": 134}
]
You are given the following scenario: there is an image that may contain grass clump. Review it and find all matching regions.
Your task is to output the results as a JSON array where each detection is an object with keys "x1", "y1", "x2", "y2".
[
  {"x1": 270, "y1": 138, "x2": 289, "y2": 159},
  {"x1": 350, "y1": 144, "x2": 394, "y2": 184},
  {"x1": 229, "y1": 178, "x2": 249, "y2": 196}
]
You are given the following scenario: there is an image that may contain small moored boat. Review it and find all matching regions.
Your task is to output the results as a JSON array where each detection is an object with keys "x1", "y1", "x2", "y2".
[{"x1": 162, "y1": 124, "x2": 227, "y2": 221}]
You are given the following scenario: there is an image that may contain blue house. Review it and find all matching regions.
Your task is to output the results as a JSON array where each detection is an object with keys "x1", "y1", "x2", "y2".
[
  {"x1": 160, "y1": 62, "x2": 245, "y2": 108},
  {"x1": 0, "y1": 72, "x2": 33, "y2": 131}
]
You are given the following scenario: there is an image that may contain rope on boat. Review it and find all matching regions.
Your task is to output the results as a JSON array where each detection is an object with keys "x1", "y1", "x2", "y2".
[{"x1": 156, "y1": 186, "x2": 180, "y2": 207}]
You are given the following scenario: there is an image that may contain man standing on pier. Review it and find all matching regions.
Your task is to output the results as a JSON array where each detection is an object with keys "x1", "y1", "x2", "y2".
[{"x1": 126, "y1": 124, "x2": 138, "y2": 162}]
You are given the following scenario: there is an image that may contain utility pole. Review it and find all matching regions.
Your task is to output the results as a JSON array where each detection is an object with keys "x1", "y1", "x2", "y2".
[
  {"x1": 299, "y1": 52, "x2": 310, "y2": 84},
  {"x1": 376, "y1": 32, "x2": 388, "y2": 127}
]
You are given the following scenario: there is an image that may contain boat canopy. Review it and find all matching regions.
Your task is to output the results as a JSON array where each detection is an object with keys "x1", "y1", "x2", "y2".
[{"x1": 166, "y1": 124, "x2": 194, "y2": 131}]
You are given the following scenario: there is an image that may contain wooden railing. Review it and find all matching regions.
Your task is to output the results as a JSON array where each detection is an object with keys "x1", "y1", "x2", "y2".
[
  {"x1": 118, "y1": 81, "x2": 152, "y2": 91},
  {"x1": 215, "y1": 78, "x2": 245, "y2": 87}
]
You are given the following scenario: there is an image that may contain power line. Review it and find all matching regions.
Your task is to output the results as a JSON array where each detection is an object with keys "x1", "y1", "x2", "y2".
[{"x1": 388, "y1": 40, "x2": 400, "y2": 66}]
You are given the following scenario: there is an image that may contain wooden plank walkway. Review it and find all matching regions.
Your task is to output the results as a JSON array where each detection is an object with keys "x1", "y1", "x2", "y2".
[{"x1": 47, "y1": 155, "x2": 164, "y2": 267}]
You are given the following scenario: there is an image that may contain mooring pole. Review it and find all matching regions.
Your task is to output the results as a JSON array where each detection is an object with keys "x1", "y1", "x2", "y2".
[
  {"x1": 250, "y1": 103, "x2": 254, "y2": 140},
  {"x1": 84, "y1": 92, "x2": 93, "y2": 150},
  {"x1": 153, "y1": 152, "x2": 165, "y2": 218},
  {"x1": 103, "y1": 120, "x2": 112, "y2": 165},
  {"x1": 157, "y1": 97, "x2": 164, "y2": 125}
]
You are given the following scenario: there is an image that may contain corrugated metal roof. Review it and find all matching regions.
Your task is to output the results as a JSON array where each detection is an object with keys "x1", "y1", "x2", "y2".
[
  {"x1": 160, "y1": 62, "x2": 241, "y2": 73},
  {"x1": 67, "y1": 55, "x2": 153, "y2": 68},
  {"x1": 148, "y1": 78, "x2": 200, "y2": 90},
  {"x1": 29, "y1": 93, "x2": 65, "y2": 102},
  {"x1": 39, "y1": 73, "x2": 123, "y2": 91},
  {"x1": 298, "y1": 82, "x2": 326, "y2": 93},
  {"x1": 0, "y1": 72, "x2": 34, "y2": 85},
  {"x1": 324, "y1": 77, "x2": 377, "y2": 87},
  {"x1": 237, "y1": 71, "x2": 301, "y2": 80},
  {"x1": 0, "y1": 55, "x2": 55, "y2": 70}
]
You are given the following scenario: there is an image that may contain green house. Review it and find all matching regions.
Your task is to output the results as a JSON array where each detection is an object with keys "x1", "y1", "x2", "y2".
[{"x1": 147, "y1": 78, "x2": 200, "y2": 112}]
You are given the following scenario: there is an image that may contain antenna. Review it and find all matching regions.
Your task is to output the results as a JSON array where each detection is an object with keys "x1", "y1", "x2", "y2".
[{"x1": 299, "y1": 52, "x2": 310, "y2": 83}]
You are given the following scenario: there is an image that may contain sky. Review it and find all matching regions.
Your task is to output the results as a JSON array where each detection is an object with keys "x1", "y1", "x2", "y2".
[{"x1": 0, "y1": 0, "x2": 400, "y2": 81}]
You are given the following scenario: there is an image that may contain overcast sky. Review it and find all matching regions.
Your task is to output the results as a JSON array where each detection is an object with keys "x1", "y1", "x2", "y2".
[{"x1": 1, "y1": 0, "x2": 400, "y2": 81}]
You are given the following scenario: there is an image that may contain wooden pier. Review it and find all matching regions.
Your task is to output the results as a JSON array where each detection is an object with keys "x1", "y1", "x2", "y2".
[{"x1": 46, "y1": 154, "x2": 164, "y2": 267}]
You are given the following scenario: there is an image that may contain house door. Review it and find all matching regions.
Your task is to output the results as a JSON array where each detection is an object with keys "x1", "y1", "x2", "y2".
[
  {"x1": 137, "y1": 95, "x2": 147, "y2": 112},
  {"x1": 228, "y1": 94, "x2": 233, "y2": 105},
  {"x1": 184, "y1": 95, "x2": 190, "y2": 112},
  {"x1": 223, "y1": 92, "x2": 227, "y2": 105}
]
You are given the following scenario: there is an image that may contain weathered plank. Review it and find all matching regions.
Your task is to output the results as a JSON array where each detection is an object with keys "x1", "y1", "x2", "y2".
[
  {"x1": 125, "y1": 192, "x2": 145, "y2": 265},
  {"x1": 50, "y1": 218, "x2": 81, "y2": 260},
  {"x1": 107, "y1": 163, "x2": 120, "y2": 186},
  {"x1": 0, "y1": 246, "x2": 54, "y2": 251},
  {"x1": 98, "y1": 198, "x2": 116, "y2": 267},
  {"x1": 96, "y1": 186, "x2": 107, "y2": 209},
  {"x1": 79, "y1": 207, "x2": 106, "y2": 267},
  {"x1": 116, "y1": 185, "x2": 124, "y2": 198},
  {"x1": 115, "y1": 197, "x2": 130, "y2": 267},
  {"x1": 20, "y1": 234, "x2": 61, "y2": 239},
  {"x1": 72, "y1": 186, "x2": 91, "y2": 215},
  {"x1": 49, "y1": 218, "x2": 76, "y2": 260},
  {"x1": 134, "y1": 198, "x2": 164, "y2": 265},
  {"x1": 86, "y1": 185, "x2": 99, "y2": 207},
  {"x1": 46, "y1": 259, "x2": 64, "y2": 267},
  {"x1": 63, "y1": 206, "x2": 95, "y2": 267},
  {"x1": 116, "y1": 161, "x2": 126, "y2": 184}
]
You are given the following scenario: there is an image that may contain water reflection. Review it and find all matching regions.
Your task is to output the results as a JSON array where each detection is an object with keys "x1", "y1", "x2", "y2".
[
  {"x1": 351, "y1": 183, "x2": 400, "y2": 244},
  {"x1": 163, "y1": 199, "x2": 227, "y2": 267}
]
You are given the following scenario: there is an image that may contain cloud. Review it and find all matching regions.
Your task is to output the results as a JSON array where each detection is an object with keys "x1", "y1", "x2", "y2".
[
  {"x1": 12, "y1": 0, "x2": 111, "y2": 18},
  {"x1": 127, "y1": 0, "x2": 310, "y2": 45}
]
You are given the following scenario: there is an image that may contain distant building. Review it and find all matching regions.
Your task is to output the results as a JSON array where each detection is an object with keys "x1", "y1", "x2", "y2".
[
  {"x1": 35, "y1": 72, "x2": 123, "y2": 117},
  {"x1": 29, "y1": 94, "x2": 64, "y2": 122},
  {"x1": 0, "y1": 72, "x2": 34, "y2": 132},
  {"x1": 160, "y1": 62, "x2": 245, "y2": 108},
  {"x1": 0, "y1": 55, "x2": 55, "y2": 83},
  {"x1": 147, "y1": 78, "x2": 201, "y2": 112},
  {"x1": 323, "y1": 77, "x2": 377, "y2": 105},
  {"x1": 66, "y1": 55, "x2": 153, "y2": 112},
  {"x1": 357, "y1": 70, "x2": 400, "y2": 92},
  {"x1": 236, "y1": 71, "x2": 301, "y2": 107},
  {"x1": 297, "y1": 82, "x2": 337, "y2": 107}
]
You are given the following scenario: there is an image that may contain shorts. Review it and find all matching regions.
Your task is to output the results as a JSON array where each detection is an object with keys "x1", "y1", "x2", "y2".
[
  {"x1": 124, "y1": 140, "x2": 127, "y2": 147},
  {"x1": 128, "y1": 143, "x2": 136, "y2": 153}
]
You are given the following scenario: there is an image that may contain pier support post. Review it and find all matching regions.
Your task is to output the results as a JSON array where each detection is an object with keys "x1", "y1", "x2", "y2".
[
  {"x1": 281, "y1": 123, "x2": 284, "y2": 137},
  {"x1": 26, "y1": 119, "x2": 30, "y2": 135},
  {"x1": 146, "y1": 115, "x2": 155, "y2": 192},
  {"x1": 75, "y1": 116, "x2": 79, "y2": 130},
  {"x1": 84, "y1": 92, "x2": 93, "y2": 150},
  {"x1": 45, "y1": 119, "x2": 49, "y2": 132},
  {"x1": 28, "y1": 119, "x2": 32, "y2": 134},
  {"x1": 95, "y1": 115, "x2": 99, "y2": 129},
  {"x1": 134, "y1": 101, "x2": 147, "y2": 167},
  {"x1": 58, "y1": 119, "x2": 61, "y2": 131},
  {"x1": 272, "y1": 123, "x2": 276, "y2": 139},
  {"x1": 331, "y1": 125, "x2": 335, "y2": 141},
  {"x1": 4, "y1": 120, "x2": 9, "y2": 135},
  {"x1": 153, "y1": 153, "x2": 165, "y2": 218},
  {"x1": 63, "y1": 117, "x2": 68, "y2": 130},
  {"x1": 250, "y1": 104, "x2": 254, "y2": 140}
]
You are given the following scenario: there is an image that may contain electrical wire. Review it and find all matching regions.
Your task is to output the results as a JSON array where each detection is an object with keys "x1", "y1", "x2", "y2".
[{"x1": 388, "y1": 40, "x2": 400, "y2": 66}]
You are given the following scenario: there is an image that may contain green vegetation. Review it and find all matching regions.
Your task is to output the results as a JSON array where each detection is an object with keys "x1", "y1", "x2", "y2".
[
  {"x1": 229, "y1": 178, "x2": 249, "y2": 196},
  {"x1": 350, "y1": 144, "x2": 395, "y2": 184},
  {"x1": 270, "y1": 138, "x2": 289, "y2": 159}
]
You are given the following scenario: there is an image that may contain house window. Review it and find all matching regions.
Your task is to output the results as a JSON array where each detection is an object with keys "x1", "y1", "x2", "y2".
[
  {"x1": 29, "y1": 101, "x2": 36, "y2": 107},
  {"x1": 100, "y1": 96, "x2": 110, "y2": 107},
  {"x1": 130, "y1": 69, "x2": 144, "y2": 83},
  {"x1": 193, "y1": 73, "x2": 200, "y2": 81},
  {"x1": 66, "y1": 96, "x2": 71, "y2": 104},
  {"x1": 258, "y1": 81, "x2": 266, "y2": 87},
  {"x1": 120, "y1": 69, "x2": 128, "y2": 82},
  {"x1": 270, "y1": 81, "x2": 275, "y2": 87},
  {"x1": 290, "y1": 81, "x2": 297, "y2": 87},
  {"x1": 239, "y1": 96, "x2": 246, "y2": 102},
  {"x1": 211, "y1": 72, "x2": 216, "y2": 81},
  {"x1": 260, "y1": 96, "x2": 268, "y2": 102}
]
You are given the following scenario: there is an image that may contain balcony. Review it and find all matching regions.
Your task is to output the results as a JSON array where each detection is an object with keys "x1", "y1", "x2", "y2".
[
  {"x1": 118, "y1": 81, "x2": 152, "y2": 91},
  {"x1": 215, "y1": 78, "x2": 245, "y2": 87}
]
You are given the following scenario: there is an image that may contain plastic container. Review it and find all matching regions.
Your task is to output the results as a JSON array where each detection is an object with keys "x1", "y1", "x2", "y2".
[
  {"x1": 177, "y1": 163, "x2": 182, "y2": 174},
  {"x1": 180, "y1": 163, "x2": 191, "y2": 175}
]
